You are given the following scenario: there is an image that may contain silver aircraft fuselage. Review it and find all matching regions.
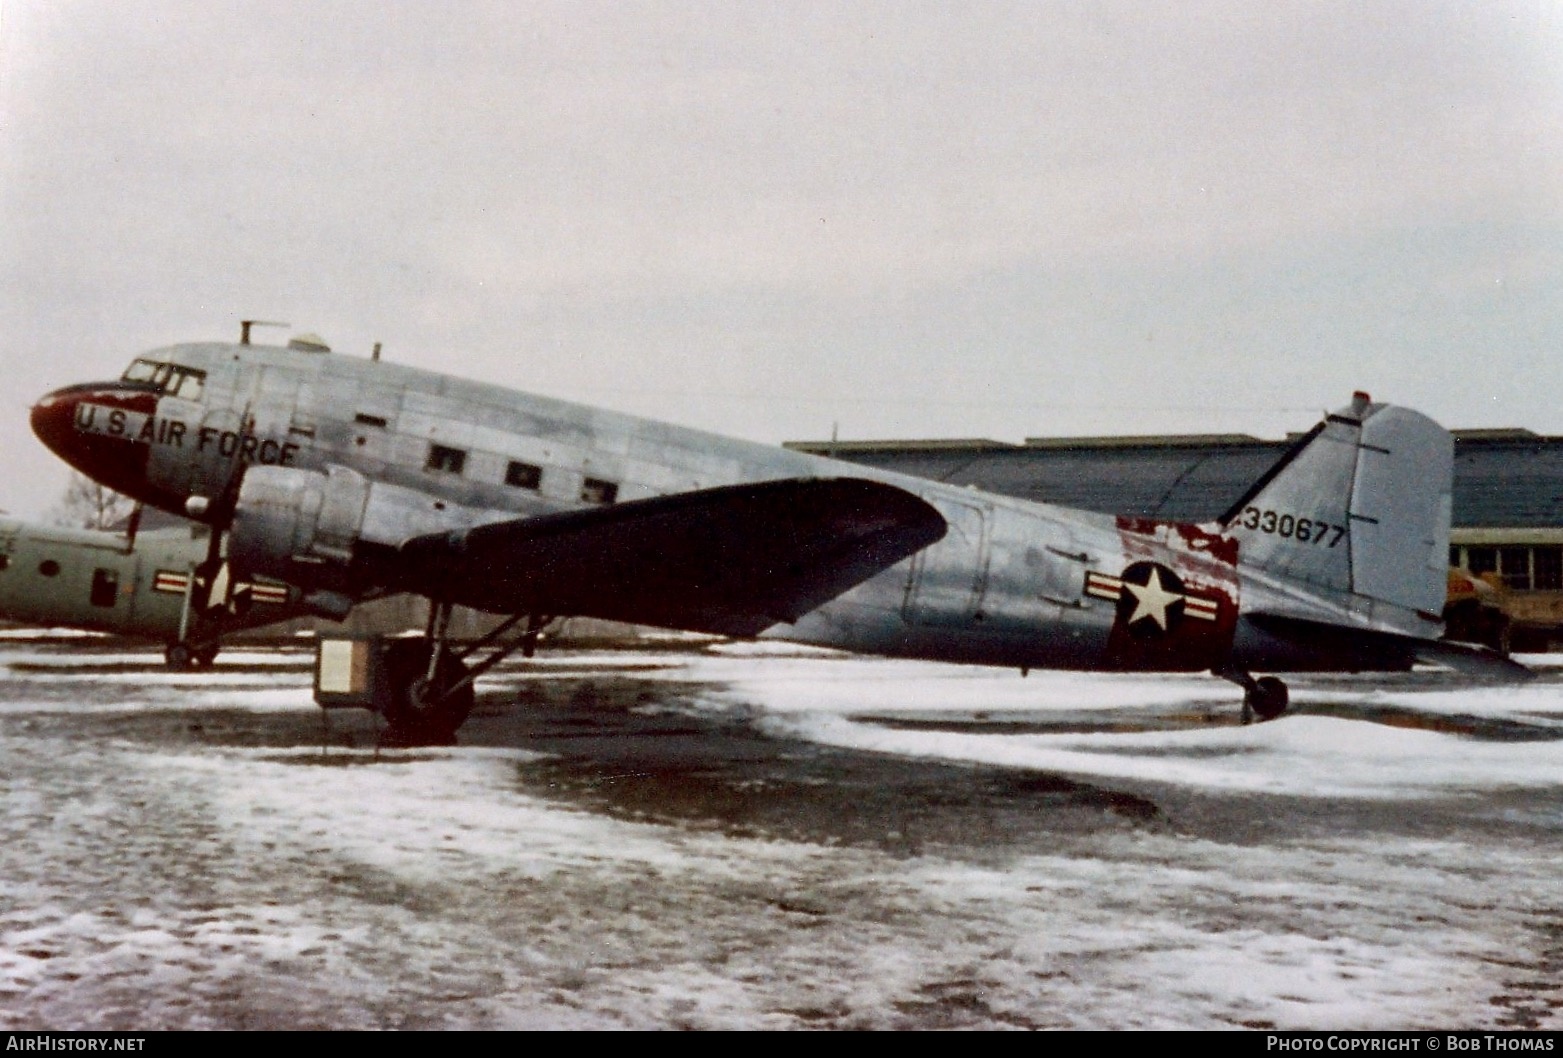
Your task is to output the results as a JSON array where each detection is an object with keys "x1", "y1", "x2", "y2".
[{"x1": 29, "y1": 339, "x2": 1436, "y2": 677}]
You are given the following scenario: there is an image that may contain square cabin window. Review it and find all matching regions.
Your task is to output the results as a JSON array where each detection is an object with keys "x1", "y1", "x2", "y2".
[
  {"x1": 581, "y1": 478, "x2": 618, "y2": 505},
  {"x1": 91, "y1": 568, "x2": 119, "y2": 608},
  {"x1": 506, "y1": 460, "x2": 542, "y2": 490},
  {"x1": 426, "y1": 444, "x2": 467, "y2": 475}
]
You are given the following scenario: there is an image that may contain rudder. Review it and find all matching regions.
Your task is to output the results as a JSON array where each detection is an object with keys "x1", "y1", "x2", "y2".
[{"x1": 1219, "y1": 392, "x2": 1452, "y2": 632}]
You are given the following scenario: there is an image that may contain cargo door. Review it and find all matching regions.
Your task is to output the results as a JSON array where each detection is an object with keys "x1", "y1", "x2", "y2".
[{"x1": 902, "y1": 496, "x2": 989, "y2": 626}]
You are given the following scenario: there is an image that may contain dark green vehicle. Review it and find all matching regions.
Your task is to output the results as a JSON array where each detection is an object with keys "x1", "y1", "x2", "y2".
[{"x1": 0, "y1": 516, "x2": 303, "y2": 667}]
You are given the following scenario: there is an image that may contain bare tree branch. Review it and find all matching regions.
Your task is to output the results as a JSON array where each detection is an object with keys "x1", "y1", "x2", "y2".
[{"x1": 49, "y1": 473, "x2": 138, "y2": 531}]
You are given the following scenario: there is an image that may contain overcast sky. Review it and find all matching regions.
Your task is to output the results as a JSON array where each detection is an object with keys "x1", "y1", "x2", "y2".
[{"x1": 2, "y1": 1, "x2": 1560, "y2": 519}]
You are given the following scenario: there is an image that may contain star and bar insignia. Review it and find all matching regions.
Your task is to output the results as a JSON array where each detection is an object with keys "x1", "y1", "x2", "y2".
[
  {"x1": 153, "y1": 569, "x2": 290, "y2": 606},
  {"x1": 1084, "y1": 561, "x2": 1220, "y2": 633}
]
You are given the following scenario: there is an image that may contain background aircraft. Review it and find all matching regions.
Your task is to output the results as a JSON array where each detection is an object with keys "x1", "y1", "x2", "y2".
[
  {"x1": 30, "y1": 329, "x2": 1528, "y2": 745},
  {"x1": 0, "y1": 513, "x2": 303, "y2": 667}
]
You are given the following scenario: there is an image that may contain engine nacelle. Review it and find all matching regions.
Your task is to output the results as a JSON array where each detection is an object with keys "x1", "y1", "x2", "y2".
[
  {"x1": 229, "y1": 465, "x2": 371, "y2": 593},
  {"x1": 229, "y1": 464, "x2": 512, "y2": 603}
]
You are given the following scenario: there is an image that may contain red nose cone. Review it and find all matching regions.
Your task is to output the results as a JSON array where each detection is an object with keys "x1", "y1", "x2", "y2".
[
  {"x1": 30, "y1": 383, "x2": 160, "y2": 502},
  {"x1": 30, "y1": 388, "x2": 82, "y2": 465}
]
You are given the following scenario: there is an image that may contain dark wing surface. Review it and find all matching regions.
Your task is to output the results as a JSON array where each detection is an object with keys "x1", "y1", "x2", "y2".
[{"x1": 390, "y1": 477, "x2": 947, "y2": 636}]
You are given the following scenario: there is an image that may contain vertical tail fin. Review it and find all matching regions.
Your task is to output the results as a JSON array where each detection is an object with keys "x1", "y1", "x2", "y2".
[{"x1": 1219, "y1": 392, "x2": 1452, "y2": 632}]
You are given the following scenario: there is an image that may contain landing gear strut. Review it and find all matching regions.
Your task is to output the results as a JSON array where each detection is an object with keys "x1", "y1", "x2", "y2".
[
  {"x1": 1216, "y1": 667, "x2": 1290, "y2": 724},
  {"x1": 166, "y1": 527, "x2": 231, "y2": 671}
]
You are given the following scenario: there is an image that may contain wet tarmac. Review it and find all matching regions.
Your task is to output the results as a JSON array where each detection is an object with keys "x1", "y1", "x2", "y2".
[{"x1": 1, "y1": 635, "x2": 1560, "y2": 1029}]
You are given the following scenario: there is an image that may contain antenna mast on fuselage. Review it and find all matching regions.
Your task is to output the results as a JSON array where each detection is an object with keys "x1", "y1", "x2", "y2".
[{"x1": 239, "y1": 320, "x2": 290, "y2": 345}]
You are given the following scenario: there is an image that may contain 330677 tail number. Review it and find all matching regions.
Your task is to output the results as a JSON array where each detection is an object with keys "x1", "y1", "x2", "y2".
[{"x1": 1239, "y1": 507, "x2": 1346, "y2": 547}]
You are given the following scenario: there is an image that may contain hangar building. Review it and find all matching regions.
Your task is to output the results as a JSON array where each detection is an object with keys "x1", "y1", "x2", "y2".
[{"x1": 787, "y1": 428, "x2": 1563, "y2": 651}]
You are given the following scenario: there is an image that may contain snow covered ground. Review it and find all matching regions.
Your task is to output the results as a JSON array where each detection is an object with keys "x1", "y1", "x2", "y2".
[{"x1": 0, "y1": 636, "x2": 1559, "y2": 1030}]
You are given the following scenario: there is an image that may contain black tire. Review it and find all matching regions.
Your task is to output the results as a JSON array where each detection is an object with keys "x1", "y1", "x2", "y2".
[
  {"x1": 1250, "y1": 675, "x2": 1289, "y2": 721},
  {"x1": 164, "y1": 642, "x2": 193, "y2": 670},
  {"x1": 378, "y1": 640, "x2": 474, "y2": 747}
]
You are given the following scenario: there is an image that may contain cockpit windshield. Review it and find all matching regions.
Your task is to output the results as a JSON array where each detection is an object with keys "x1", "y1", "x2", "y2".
[
  {"x1": 120, "y1": 359, "x2": 206, "y2": 400},
  {"x1": 120, "y1": 359, "x2": 166, "y2": 384}
]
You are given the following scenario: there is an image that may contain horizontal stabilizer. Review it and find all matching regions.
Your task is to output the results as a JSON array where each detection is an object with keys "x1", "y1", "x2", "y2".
[
  {"x1": 1410, "y1": 636, "x2": 1538, "y2": 683},
  {"x1": 1248, "y1": 612, "x2": 1535, "y2": 683},
  {"x1": 387, "y1": 477, "x2": 947, "y2": 636}
]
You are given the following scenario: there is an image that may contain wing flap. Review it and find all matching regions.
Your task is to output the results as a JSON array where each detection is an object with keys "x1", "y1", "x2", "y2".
[{"x1": 389, "y1": 477, "x2": 947, "y2": 636}]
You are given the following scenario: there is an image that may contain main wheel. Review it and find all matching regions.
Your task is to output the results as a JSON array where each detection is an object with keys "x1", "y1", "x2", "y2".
[
  {"x1": 1248, "y1": 675, "x2": 1289, "y2": 721},
  {"x1": 378, "y1": 640, "x2": 474, "y2": 747},
  {"x1": 164, "y1": 642, "x2": 193, "y2": 670}
]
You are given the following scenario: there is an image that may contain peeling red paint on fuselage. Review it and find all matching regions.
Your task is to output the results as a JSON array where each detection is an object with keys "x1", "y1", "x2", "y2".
[{"x1": 1101, "y1": 516, "x2": 1240, "y2": 672}]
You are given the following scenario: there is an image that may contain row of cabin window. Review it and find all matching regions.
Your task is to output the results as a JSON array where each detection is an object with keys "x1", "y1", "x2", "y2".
[
  {"x1": 425, "y1": 443, "x2": 618, "y2": 505},
  {"x1": 1451, "y1": 544, "x2": 1563, "y2": 591}
]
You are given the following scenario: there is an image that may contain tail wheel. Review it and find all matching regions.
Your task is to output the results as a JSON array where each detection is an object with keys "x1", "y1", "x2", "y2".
[{"x1": 1249, "y1": 676, "x2": 1289, "y2": 721}]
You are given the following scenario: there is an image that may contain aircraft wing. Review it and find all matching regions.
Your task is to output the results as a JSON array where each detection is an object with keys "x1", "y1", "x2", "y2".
[
  {"x1": 1246, "y1": 612, "x2": 1536, "y2": 682},
  {"x1": 385, "y1": 477, "x2": 947, "y2": 636}
]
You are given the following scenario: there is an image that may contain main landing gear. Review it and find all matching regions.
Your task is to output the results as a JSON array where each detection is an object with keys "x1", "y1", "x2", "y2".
[
  {"x1": 1215, "y1": 666, "x2": 1290, "y2": 725},
  {"x1": 164, "y1": 534, "x2": 239, "y2": 671},
  {"x1": 376, "y1": 603, "x2": 553, "y2": 748},
  {"x1": 164, "y1": 640, "x2": 220, "y2": 670}
]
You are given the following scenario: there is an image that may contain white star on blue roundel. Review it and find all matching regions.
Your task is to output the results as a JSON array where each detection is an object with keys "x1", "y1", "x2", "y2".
[{"x1": 1116, "y1": 562, "x2": 1188, "y2": 636}]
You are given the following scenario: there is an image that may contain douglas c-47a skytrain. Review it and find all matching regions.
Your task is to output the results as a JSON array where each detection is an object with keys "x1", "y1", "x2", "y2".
[{"x1": 30, "y1": 326, "x2": 1529, "y2": 745}]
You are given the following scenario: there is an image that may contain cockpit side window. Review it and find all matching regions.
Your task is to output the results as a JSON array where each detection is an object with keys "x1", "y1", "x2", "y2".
[{"x1": 167, "y1": 368, "x2": 205, "y2": 400}]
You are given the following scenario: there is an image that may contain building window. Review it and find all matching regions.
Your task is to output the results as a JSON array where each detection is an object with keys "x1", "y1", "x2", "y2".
[
  {"x1": 426, "y1": 444, "x2": 467, "y2": 475},
  {"x1": 91, "y1": 568, "x2": 118, "y2": 608},
  {"x1": 506, "y1": 461, "x2": 542, "y2": 490},
  {"x1": 581, "y1": 478, "x2": 618, "y2": 505},
  {"x1": 39, "y1": 559, "x2": 60, "y2": 577},
  {"x1": 1499, "y1": 546, "x2": 1532, "y2": 590},
  {"x1": 1465, "y1": 546, "x2": 1496, "y2": 576},
  {"x1": 1533, "y1": 546, "x2": 1562, "y2": 591}
]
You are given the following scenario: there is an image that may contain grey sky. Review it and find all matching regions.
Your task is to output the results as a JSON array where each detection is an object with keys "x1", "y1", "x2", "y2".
[{"x1": 3, "y1": 1, "x2": 1560, "y2": 519}]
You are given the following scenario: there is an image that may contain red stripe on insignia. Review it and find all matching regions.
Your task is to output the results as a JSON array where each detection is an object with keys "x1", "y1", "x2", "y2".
[
  {"x1": 1184, "y1": 597, "x2": 1219, "y2": 621},
  {"x1": 152, "y1": 571, "x2": 189, "y2": 594},
  {"x1": 1084, "y1": 572, "x2": 1121, "y2": 601}
]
